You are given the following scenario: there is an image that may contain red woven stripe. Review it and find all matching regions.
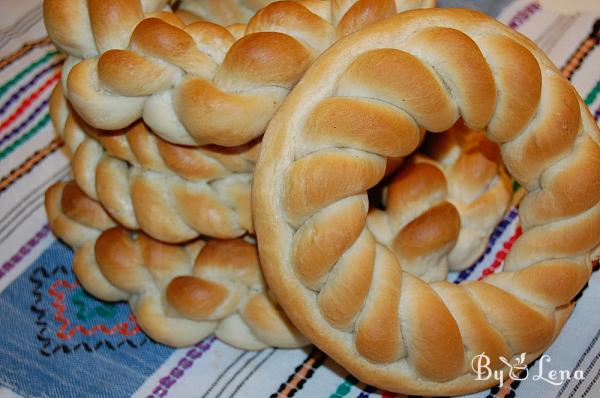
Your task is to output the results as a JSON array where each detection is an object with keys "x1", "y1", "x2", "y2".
[{"x1": 0, "y1": 72, "x2": 60, "y2": 134}]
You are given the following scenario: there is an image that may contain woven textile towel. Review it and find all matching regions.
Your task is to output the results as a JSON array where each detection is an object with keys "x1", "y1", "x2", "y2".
[{"x1": 1, "y1": 1, "x2": 600, "y2": 397}]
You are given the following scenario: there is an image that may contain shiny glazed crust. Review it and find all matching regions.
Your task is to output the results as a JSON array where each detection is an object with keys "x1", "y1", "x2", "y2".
[
  {"x1": 45, "y1": 181, "x2": 308, "y2": 349},
  {"x1": 253, "y1": 9, "x2": 600, "y2": 395},
  {"x1": 43, "y1": 0, "x2": 435, "y2": 147}
]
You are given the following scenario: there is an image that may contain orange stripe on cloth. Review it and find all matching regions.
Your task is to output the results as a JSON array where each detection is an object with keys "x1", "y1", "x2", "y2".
[
  {"x1": 494, "y1": 371, "x2": 526, "y2": 398},
  {"x1": 0, "y1": 37, "x2": 52, "y2": 70},
  {"x1": 561, "y1": 19, "x2": 600, "y2": 80},
  {"x1": 272, "y1": 349, "x2": 327, "y2": 398},
  {"x1": 0, "y1": 137, "x2": 64, "y2": 193}
]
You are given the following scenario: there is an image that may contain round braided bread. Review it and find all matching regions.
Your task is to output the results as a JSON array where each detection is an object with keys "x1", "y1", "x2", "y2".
[
  {"x1": 45, "y1": 180, "x2": 307, "y2": 349},
  {"x1": 50, "y1": 84, "x2": 255, "y2": 242},
  {"x1": 367, "y1": 122, "x2": 513, "y2": 282},
  {"x1": 46, "y1": 0, "x2": 435, "y2": 242},
  {"x1": 44, "y1": 0, "x2": 435, "y2": 147},
  {"x1": 253, "y1": 9, "x2": 600, "y2": 395}
]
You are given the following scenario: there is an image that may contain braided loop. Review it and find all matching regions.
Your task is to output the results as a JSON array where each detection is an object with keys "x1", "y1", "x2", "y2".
[
  {"x1": 368, "y1": 122, "x2": 513, "y2": 281},
  {"x1": 45, "y1": 181, "x2": 307, "y2": 348},
  {"x1": 47, "y1": 0, "x2": 434, "y2": 242},
  {"x1": 44, "y1": 0, "x2": 435, "y2": 147},
  {"x1": 50, "y1": 85, "x2": 254, "y2": 242},
  {"x1": 253, "y1": 9, "x2": 600, "y2": 395}
]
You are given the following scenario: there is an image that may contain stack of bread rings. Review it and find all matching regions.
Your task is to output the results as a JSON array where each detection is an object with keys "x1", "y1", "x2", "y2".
[
  {"x1": 42, "y1": 0, "x2": 436, "y2": 349},
  {"x1": 42, "y1": 0, "x2": 600, "y2": 396}
]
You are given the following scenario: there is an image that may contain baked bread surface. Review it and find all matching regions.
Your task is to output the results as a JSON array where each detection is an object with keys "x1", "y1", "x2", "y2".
[
  {"x1": 253, "y1": 8, "x2": 599, "y2": 395},
  {"x1": 45, "y1": 0, "x2": 435, "y2": 242},
  {"x1": 367, "y1": 122, "x2": 513, "y2": 281},
  {"x1": 50, "y1": 85, "x2": 256, "y2": 243},
  {"x1": 43, "y1": 0, "x2": 435, "y2": 147},
  {"x1": 45, "y1": 180, "x2": 308, "y2": 349}
]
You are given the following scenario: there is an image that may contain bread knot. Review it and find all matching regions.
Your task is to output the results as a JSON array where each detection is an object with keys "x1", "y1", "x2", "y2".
[
  {"x1": 177, "y1": 0, "x2": 281, "y2": 26},
  {"x1": 44, "y1": 0, "x2": 435, "y2": 147},
  {"x1": 50, "y1": 84, "x2": 254, "y2": 242},
  {"x1": 368, "y1": 122, "x2": 513, "y2": 281},
  {"x1": 46, "y1": 0, "x2": 435, "y2": 242},
  {"x1": 45, "y1": 181, "x2": 308, "y2": 348}
]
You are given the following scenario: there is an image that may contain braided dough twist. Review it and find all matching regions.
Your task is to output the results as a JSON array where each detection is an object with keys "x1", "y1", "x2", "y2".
[
  {"x1": 44, "y1": 0, "x2": 434, "y2": 147},
  {"x1": 46, "y1": 0, "x2": 434, "y2": 242},
  {"x1": 368, "y1": 122, "x2": 513, "y2": 281},
  {"x1": 177, "y1": 0, "x2": 278, "y2": 26},
  {"x1": 50, "y1": 85, "x2": 255, "y2": 242},
  {"x1": 253, "y1": 9, "x2": 600, "y2": 395},
  {"x1": 45, "y1": 181, "x2": 307, "y2": 348}
]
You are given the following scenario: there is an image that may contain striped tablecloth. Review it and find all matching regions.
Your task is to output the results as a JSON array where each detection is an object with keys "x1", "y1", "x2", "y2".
[{"x1": 0, "y1": 1, "x2": 599, "y2": 397}]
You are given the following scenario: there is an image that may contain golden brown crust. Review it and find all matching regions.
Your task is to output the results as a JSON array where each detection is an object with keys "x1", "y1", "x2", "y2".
[
  {"x1": 336, "y1": 0, "x2": 397, "y2": 38},
  {"x1": 432, "y1": 282, "x2": 511, "y2": 371},
  {"x1": 45, "y1": 181, "x2": 308, "y2": 349},
  {"x1": 355, "y1": 247, "x2": 403, "y2": 363},
  {"x1": 61, "y1": 181, "x2": 115, "y2": 229},
  {"x1": 337, "y1": 48, "x2": 458, "y2": 132},
  {"x1": 317, "y1": 229, "x2": 374, "y2": 330},
  {"x1": 178, "y1": 0, "x2": 273, "y2": 26},
  {"x1": 252, "y1": 8, "x2": 598, "y2": 395},
  {"x1": 293, "y1": 196, "x2": 368, "y2": 289},
  {"x1": 242, "y1": 292, "x2": 308, "y2": 348},
  {"x1": 45, "y1": 0, "x2": 435, "y2": 147},
  {"x1": 284, "y1": 150, "x2": 385, "y2": 223},
  {"x1": 392, "y1": 201, "x2": 460, "y2": 259},
  {"x1": 303, "y1": 97, "x2": 421, "y2": 157},
  {"x1": 195, "y1": 238, "x2": 260, "y2": 275},
  {"x1": 50, "y1": 84, "x2": 254, "y2": 242},
  {"x1": 167, "y1": 276, "x2": 229, "y2": 319},
  {"x1": 46, "y1": 0, "x2": 434, "y2": 242},
  {"x1": 387, "y1": 162, "x2": 447, "y2": 211},
  {"x1": 45, "y1": 181, "x2": 115, "y2": 248},
  {"x1": 401, "y1": 273, "x2": 465, "y2": 381},
  {"x1": 368, "y1": 123, "x2": 512, "y2": 280}
]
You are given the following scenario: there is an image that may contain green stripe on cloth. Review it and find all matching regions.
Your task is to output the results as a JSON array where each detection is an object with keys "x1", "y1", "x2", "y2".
[
  {"x1": 329, "y1": 375, "x2": 358, "y2": 398},
  {"x1": 0, "y1": 113, "x2": 50, "y2": 160},
  {"x1": 585, "y1": 80, "x2": 600, "y2": 106},
  {"x1": 0, "y1": 50, "x2": 59, "y2": 97}
]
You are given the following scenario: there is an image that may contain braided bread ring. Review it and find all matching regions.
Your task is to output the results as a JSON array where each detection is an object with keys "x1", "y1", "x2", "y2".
[
  {"x1": 50, "y1": 84, "x2": 255, "y2": 242},
  {"x1": 46, "y1": 0, "x2": 435, "y2": 242},
  {"x1": 367, "y1": 123, "x2": 513, "y2": 282},
  {"x1": 45, "y1": 181, "x2": 307, "y2": 349},
  {"x1": 44, "y1": 0, "x2": 434, "y2": 147},
  {"x1": 253, "y1": 9, "x2": 599, "y2": 395}
]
